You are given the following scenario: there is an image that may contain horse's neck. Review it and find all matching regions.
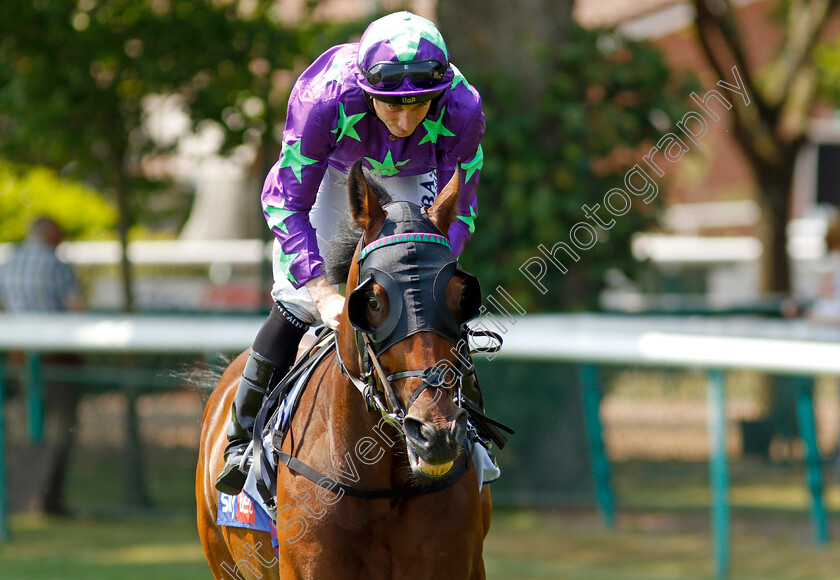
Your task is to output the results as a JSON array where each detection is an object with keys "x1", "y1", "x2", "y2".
[
  {"x1": 323, "y1": 361, "x2": 383, "y2": 441},
  {"x1": 312, "y1": 360, "x2": 407, "y2": 487}
]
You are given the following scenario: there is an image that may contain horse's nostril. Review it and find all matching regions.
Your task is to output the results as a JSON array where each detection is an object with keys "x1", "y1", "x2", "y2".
[
  {"x1": 450, "y1": 410, "x2": 467, "y2": 444},
  {"x1": 403, "y1": 417, "x2": 429, "y2": 447}
]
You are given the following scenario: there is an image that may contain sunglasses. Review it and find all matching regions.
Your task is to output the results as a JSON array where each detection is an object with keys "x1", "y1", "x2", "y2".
[{"x1": 361, "y1": 59, "x2": 448, "y2": 90}]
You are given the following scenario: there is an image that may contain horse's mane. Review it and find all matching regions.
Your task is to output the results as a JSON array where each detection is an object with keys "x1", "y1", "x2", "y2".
[{"x1": 325, "y1": 170, "x2": 392, "y2": 284}]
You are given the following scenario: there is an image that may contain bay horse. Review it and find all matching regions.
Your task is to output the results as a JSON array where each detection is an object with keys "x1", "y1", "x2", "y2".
[{"x1": 196, "y1": 160, "x2": 493, "y2": 579}]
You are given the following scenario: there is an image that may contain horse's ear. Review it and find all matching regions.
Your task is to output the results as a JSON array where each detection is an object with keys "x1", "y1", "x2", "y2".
[
  {"x1": 348, "y1": 159, "x2": 384, "y2": 231},
  {"x1": 427, "y1": 167, "x2": 461, "y2": 235}
]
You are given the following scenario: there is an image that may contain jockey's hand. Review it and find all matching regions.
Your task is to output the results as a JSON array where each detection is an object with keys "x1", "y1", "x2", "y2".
[{"x1": 305, "y1": 275, "x2": 345, "y2": 331}]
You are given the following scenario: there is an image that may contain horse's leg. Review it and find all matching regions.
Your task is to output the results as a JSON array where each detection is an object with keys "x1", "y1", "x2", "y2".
[
  {"x1": 470, "y1": 485, "x2": 492, "y2": 579},
  {"x1": 222, "y1": 527, "x2": 278, "y2": 580},
  {"x1": 480, "y1": 485, "x2": 492, "y2": 538}
]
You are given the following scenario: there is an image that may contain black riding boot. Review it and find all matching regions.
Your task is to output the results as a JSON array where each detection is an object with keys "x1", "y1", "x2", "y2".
[
  {"x1": 215, "y1": 351, "x2": 277, "y2": 495},
  {"x1": 215, "y1": 303, "x2": 309, "y2": 495}
]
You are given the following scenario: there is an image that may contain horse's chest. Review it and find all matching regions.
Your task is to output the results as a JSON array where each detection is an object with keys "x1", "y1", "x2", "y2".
[{"x1": 275, "y1": 498, "x2": 482, "y2": 579}]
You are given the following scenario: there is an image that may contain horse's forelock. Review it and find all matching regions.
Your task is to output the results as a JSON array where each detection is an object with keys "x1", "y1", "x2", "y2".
[{"x1": 324, "y1": 170, "x2": 393, "y2": 285}]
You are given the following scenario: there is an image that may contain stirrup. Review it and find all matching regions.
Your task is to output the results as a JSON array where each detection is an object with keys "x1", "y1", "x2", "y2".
[{"x1": 215, "y1": 441, "x2": 254, "y2": 495}]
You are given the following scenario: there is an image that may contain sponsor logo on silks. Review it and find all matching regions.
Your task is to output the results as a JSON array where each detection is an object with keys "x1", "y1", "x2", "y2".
[
  {"x1": 420, "y1": 170, "x2": 437, "y2": 207},
  {"x1": 237, "y1": 492, "x2": 256, "y2": 525},
  {"x1": 220, "y1": 493, "x2": 236, "y2": 516},
  {"x1": 402, "y1": 96, "x2": 417, "y2": 104}
]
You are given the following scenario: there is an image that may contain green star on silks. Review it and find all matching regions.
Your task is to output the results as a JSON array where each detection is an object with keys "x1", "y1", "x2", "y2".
[
  {"x1": 365, "y1": 150, "x2": 410, "y2": 176},
  {"x1": 331, "y1": 102, "x2": 365, "y2": 142},
  {"x1": 457, "y1": 206, "x2": 477, "y2": 234},
  {"x1": 418, "y1": 106, "x2": 455, "y2": 145},
  {"x1": 460, "y1": 144, "x2": 484, "y2": 183},
  {"x1": 276, "y1": 245, "x2": 300, "y2": 286},
  {"x1": 264, "y1": 197, "x2": 297, "y2": 234},
  {"x1": 279, "y1": 139, "x2": 317, "y2": 183}
]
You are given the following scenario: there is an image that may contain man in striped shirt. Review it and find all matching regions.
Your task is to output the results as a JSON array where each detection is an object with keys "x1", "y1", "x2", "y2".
[
  {"x1": 0, "y1": 217, "x2": 82, "y2": 313},
  {"x1": 0, "y1": 216, "x2": 83, "y2": 515}
]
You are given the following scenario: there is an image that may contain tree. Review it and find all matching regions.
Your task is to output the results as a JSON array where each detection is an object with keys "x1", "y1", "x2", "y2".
[
  {"x1": 0, "y1": 161, "x2": 117, "y2": 243},
  {"x1": 439, "y1": 3, "x2": 696, "y2": 312},
  {"x1": 0, "y1": 0, "x2": 361, "y2": 310},
  {"x1": 691, "y1": 0, "x2": 840, "y2": 293},
  {"x1": 437, "y1": 0, "x2": 697, "y2": 500}
]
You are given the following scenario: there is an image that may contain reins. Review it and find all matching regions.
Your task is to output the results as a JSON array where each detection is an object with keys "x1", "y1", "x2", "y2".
[{"x1": 257, "y1": 331, "x2": 471, "y2": 503}]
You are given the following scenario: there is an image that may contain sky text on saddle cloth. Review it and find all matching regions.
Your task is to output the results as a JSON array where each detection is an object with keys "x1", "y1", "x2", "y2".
[{"x1": 261, "y1": 12, "x2": 485, "y2": 290}]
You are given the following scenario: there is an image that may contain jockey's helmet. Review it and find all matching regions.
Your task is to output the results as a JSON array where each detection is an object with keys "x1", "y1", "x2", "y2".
[{"x1": 357, "y1": 11, "x2": 453, "y2": 105}]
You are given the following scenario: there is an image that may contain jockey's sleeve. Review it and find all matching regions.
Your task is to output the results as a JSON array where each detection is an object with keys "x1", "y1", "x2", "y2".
[
  {"x1": 261, "y1": 81, "x2": 336, "y2": 289},
  {"x1": 440, "y1": 99, "x2": 485, "y2": 257}
]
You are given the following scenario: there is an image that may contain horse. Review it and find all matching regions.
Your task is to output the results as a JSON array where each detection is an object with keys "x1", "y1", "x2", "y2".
[{"x1": 196, "y1": 160, "x2": 493, "y2": 579}]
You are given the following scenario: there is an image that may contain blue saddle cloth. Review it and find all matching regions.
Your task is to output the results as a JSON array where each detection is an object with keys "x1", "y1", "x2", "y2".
[{"x1": 216, "y1": 489, "x2": 276, "y2": 539}]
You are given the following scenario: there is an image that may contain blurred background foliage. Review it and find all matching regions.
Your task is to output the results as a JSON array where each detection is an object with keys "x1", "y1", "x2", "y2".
[
  {"x1": 816, "y1": 38, "x2": 840, "y2": 103},
  {"x1": 0, "y1": 160, "x2": 117, "y2": 243},
  {"x1": 2, "y1": 0, "x2": 839, "y2": 311},
  {"x1": 0, "y1": 0, "x2": 364, "y2": 308},
  {"x1": 458, "y1": 25, "x2": 699, "y2": 311}
]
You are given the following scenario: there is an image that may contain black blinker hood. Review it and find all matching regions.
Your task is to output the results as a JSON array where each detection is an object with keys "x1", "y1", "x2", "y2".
[{"x1": 347, "y1": 201, "x2": 481, "y2": 353}]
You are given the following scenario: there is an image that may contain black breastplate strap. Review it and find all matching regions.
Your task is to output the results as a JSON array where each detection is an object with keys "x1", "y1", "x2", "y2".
[{"x1": 273, "y1": 444, "x2": 471, "y2": 500}]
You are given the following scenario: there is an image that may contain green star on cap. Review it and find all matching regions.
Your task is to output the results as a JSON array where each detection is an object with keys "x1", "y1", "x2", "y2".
[
  {"x1": 264, "y1": 197, "x2": 297, "y2": 234},
  {"x1": 276, "y1": 245, "x2": 300, "y2": 286},
  {"x1": 419, "y1": 105, "x2": 455, "y2": 145},
  {"x1": 365, "y1": 150, "x2": 410, "y2": 176},
  {"x1": 457, "y1": 205, "x2": 477, "y2": 234},
  {"x1": 449, "y1": 64, "x2": 470, "y2": 92},
  {"x1": 279, "y1": 139, "x2": 318, "y2": 184},
  {"x1": 461, "y1": 144, "x2": 484, "y2": 183},
  {"x1": 331, "y1": 102, "x2": 365, "y2": 142}
]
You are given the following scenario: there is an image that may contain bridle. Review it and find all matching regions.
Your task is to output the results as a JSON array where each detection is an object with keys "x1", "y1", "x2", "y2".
[
  {"x1": 336, "y1": 329, "x2": 460, "y2": 431},
  {"x1": 254, "y1": 202, "x2": 503, "y2": 504},
  {"x1": 336, "y1": 204, "x2": 486, "y2": 430}
]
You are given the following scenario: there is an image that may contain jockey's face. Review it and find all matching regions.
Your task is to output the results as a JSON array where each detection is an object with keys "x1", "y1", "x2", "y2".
[{"x1": 371, "y1": 99, "x2": 431, "y2": 138}]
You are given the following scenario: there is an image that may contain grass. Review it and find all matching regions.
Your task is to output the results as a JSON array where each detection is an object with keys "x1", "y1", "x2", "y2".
[
  {"x1": 0, "y1": 514, "x2": 206, "y2": 580},
  {"x1": 3, "y1": 507, "x2": 840, "y2": 579},
  {"x1": 4, "y1": 382, "x2": 840, "y2": 579}
]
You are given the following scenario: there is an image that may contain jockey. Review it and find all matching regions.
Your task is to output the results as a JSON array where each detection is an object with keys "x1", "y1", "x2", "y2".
[{"x1": 216, "y1": 11, "x2": 485, "y2": 495}]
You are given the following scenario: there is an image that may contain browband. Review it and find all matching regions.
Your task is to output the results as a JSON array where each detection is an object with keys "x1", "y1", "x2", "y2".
[{"x1": 357, "y1": 232, "x2": 451, "y2": 261}]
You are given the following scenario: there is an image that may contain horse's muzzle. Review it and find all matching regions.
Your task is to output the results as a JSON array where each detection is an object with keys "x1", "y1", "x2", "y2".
[{"x1": 403, "y1": 409, "x2": 467, "y2": 476}]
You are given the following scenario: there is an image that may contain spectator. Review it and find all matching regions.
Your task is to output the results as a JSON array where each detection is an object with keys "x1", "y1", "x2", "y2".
[
  {"x1": 0, "y1": 216, "x2": 84, "y2": 515},
  {"x1": 0, "y1": 217, "x2": 82, "y2": 313}
]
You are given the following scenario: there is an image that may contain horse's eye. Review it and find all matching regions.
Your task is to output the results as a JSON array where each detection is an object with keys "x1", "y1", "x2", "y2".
[{"x1": 367, "y1": 295, "x2": 380, "y2": 312}]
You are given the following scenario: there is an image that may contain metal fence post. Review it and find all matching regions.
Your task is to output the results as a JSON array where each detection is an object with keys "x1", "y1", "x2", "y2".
[
  {"x1": 794, "y1": 376, "x2": 828, "y2": 545},
  {"x1": 580, "y1": 363, "x2": 615, "y2": 528},
  {"x1": 124, "y1": 384, "x2": 151, "y2": 508},
  {"x1": 0, "y1": 357, "x2": 8, "y2": 542},
  {"x1": 24, "y1": 351, "x2": 43, "y2": 444},
  {"x1": 707, "y1": 368, "x2": 729, "y2": 580}
]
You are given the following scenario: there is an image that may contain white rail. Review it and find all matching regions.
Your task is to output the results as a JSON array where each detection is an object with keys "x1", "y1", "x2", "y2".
[{"x1": 1, "y1": 313, "x2": 839, "y2": 375}]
